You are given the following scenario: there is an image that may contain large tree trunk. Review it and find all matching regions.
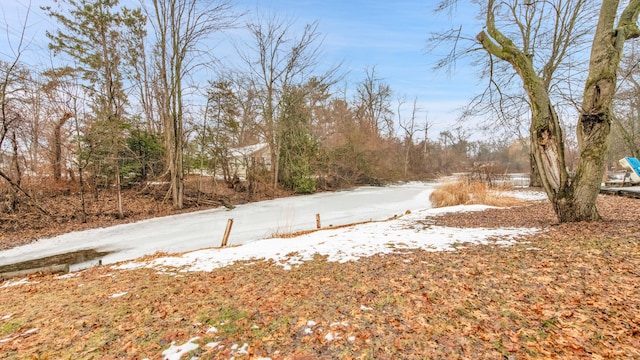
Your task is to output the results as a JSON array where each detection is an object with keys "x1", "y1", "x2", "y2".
[
  {"x1": 174, "y1": 128, "x2": 184, "y2": 209},
  {"x1": 528, "y1": 91, "x2": 574, "y2": 221},
  {"x1": 567, "y1": 0, "x2": 640, "y2": 221},
  {"x1": 115, "y1": 164, "x2": 124, "y2": 219},
  {"x1": 8, "y1": 132, "x2": 22, "y2": 212},
  {"x1": 477, "y1": 0, "x2": 640, "y2": 222},
  {"x1": 170, "y1": 76, "x2": 184, "y2": 209},
  {"x1": 526, "y1": 70, "x2": 606, "y2": 222}
]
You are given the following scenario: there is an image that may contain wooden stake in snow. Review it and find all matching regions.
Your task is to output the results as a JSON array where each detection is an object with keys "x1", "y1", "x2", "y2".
[
  {"x1": 221, "y1": 219, "x2": 234, "y2": 247},
  {"x1": 316, "y1": 214, "x2": 321, "y2": 229}
]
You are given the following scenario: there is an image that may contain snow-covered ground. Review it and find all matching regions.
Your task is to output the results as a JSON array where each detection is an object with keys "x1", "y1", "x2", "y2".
[
  {"x1": 118, "y1": 202, "x2": 543, "y2": 273},
  {"x1": 0, "y1": 183, "x2": 547, "y2": 273},
  {"x1": 1, "y1": 183, "x2": 435, "y2": 268},
  {"x1": 134, "y1": 188, "x2": 545, "y2": 360},
  {"x1": 117, "y1": 188, "x2": 546, "y2": 273},
  {"x1": 1, "y1": 185, "x2": 548, "y2": 359}
]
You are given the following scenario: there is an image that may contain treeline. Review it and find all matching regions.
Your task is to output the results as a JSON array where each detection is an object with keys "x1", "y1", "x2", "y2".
[{"x1": 0, "y1": 0, "x2": 529, "y2": 218}]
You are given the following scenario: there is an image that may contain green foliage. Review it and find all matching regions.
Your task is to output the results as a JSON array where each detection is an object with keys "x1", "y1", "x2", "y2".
[
  {"x1": 76, "y1": 118, "x2": 164, "y2": 186},
  {"x1": 284, "y1": 162, "x2": 317, "y2": 194},
  {"x1": 278, "y1": 85, "x2": 318, "y2": 194},
  {"x1": 77, "y1": 116, "x2": 128, "y2": 185},
  {"x1": 0, "y1": 321, "x2": 22, "y2": 336},
  {"x1": 44, "y1": 0, "x2": 147, "y2": 198},
  {"x1": 123, "y1": 129, "x2": 164, "y2": 183}
]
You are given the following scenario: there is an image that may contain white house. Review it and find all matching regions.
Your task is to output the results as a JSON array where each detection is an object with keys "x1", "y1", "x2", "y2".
[{"x1": 225, "y1": 143, "x2": 271, "y2": 179}]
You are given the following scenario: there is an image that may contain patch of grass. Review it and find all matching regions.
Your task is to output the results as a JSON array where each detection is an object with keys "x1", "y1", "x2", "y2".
[
  {"x1": 374, "y1": 294, "x2": 401, "y2": 310},
  {"x1": 500, "y1": 309, "x2": 524, "y2": 322},
  {"x1": 0, "y1": 321, "x2": 22, "y2": 336},
  {"x1": 450, "y1": 241, "x2": 464, "y2": 249},
  {"x1": 541, "y1": 317, "x2": 558, "y2": 330},
  {"x1": 493, "y1": 338, "x2": 507, "y2": 355},
  {"x1": 430, "y1": 180, "x2": 527, "y2": 208},
  {"x1": 202, "y1": 306, "x2": 249, "y2": 337}
]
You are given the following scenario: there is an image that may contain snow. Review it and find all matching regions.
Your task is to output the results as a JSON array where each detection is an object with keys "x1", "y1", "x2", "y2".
[
  {"x1": 0, "y1": 328, "x2": 38, "y2": 344},
  {"x1": 1, "y1": 278, "x2": 37, "y2": 288},
  {"x1": 117, "y1": 204, "x2": 540, "y2": 272},
  {"x1": 23, "y1": 328, "x2": 38, "y2": 335},
  {"x1": 0, "y1": 183, "x2": 549, "y2": 286},
  {"x1": 0, "y1": 183, "x2": 436, "y2": 268},
  {"x1": 162, "y1": 337, "x2": 200, "y2": 360},
  {"x1": 324, "y1": 332, "x2": 337, "y2": 341},
  {"x1": 506, "y1": 189, "x2": 548, "y2": 201},
  {"x1": 55, "y1": 273, "x2": 79, "y2": 280},
  {"x1": 235, "y1": 343, "x2": 249, "y2": 354}
]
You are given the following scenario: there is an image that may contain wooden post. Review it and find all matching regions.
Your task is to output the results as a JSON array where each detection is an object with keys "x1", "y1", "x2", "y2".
[
  {"x1": 221, "y1": 218, "x2": 234, "y2": 247},
  {"x1": 315, "y1": 213, "x2": 321, "y2": 229}
]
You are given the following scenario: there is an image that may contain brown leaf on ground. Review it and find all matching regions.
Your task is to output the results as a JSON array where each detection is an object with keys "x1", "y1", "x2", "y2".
[{"x1": 0, "y1": 194, "x2": 639, "y2": 359}]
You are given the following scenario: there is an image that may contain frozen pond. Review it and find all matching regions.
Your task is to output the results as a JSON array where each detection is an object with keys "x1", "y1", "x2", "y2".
[{"x1": 0, "y1": 182, "x2": 436, "y2": 267}]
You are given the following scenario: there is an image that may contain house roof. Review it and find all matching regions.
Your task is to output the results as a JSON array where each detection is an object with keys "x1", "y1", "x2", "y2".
[{"x1": 229, "y1": 143, "x2": 269, "y2": 158}]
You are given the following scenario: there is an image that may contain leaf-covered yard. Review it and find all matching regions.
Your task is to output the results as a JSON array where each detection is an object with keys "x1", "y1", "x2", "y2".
[{"x1": 1, "y1": 195, "x2": 639, "y2": 359}]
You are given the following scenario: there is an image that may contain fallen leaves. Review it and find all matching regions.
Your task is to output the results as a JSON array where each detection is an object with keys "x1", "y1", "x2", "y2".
[{"x1": 0, "y1": 194, "x2": 639, "y2": 358}]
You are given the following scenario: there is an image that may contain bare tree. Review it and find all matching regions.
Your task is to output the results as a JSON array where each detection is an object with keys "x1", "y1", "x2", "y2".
[
  {"x1": 354, "y1": 67, "x2": 394, "y2": 138},
  {"x1": 433, "y1": 1, "x2": 595, "y2": 188},
  {"x1": 0, "y1": 60, "x2": 28, "y2": 191},
  {"x1": 121, "y1": 7, "x2": 157, "y2": 133},
  {"x1": 0, "y1": 4, "x2": 50, "y2": 215},
  {"x1": 612, "y1": 39, "x2": 640, "y2": 157},
  {"x1": 436, "y1": 0, "x2": 640, "y2": 222},
  {"x1": 237, "y1": 14, "x2": 336, "y2": 189},
  {"x1": 148, "y1": 0, "x2": 241, "y2": 209},
  {"x1": 397, "y1": 97, "x2": 424, "y2": 178}
]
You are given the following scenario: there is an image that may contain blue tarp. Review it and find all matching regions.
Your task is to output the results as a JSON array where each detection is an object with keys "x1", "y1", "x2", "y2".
[{"x1": 624, "y1": 157, "x2": 640, "y2": 176}]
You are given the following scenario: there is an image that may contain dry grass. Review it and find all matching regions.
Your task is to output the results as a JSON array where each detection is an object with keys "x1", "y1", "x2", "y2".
[{"x1": 430, "y1": 180, "x2": 528, "y2": 208}]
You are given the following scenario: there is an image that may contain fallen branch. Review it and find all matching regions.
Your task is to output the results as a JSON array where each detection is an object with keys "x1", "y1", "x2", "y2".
[
  {"x1": 0, "y1": 169, "x2": 52, "y2": 216},
  {"x1": 0, "y1": 264, "x2": 69, "y2": 281}
]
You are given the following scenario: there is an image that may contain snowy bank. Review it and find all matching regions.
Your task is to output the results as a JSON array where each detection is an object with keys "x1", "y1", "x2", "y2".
[{"x1": 117, "y1": 198, "x2": 542, "y2": 273}]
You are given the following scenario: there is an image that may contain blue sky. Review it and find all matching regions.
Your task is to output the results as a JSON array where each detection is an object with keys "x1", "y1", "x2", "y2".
[{"x1": 1, "y1": 0, "x2": 485, "y2": 138}]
